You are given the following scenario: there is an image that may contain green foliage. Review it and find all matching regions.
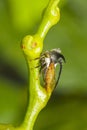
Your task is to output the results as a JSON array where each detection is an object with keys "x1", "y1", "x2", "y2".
[{"x1": 0, "y1": 0, "x2": 87, "y2": 129}]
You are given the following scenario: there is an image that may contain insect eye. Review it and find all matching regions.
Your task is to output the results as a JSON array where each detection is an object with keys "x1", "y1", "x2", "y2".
[{"x1": 59, "y1": 54, "x2": 66, "y2": 63}]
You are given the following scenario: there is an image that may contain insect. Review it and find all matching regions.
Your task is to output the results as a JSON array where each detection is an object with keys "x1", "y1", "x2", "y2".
[{"x1": 39, "y1": 48, "x2": 65, "y2": 88}]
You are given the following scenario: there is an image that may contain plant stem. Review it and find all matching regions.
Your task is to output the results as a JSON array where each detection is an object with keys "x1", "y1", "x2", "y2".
[
  {"x1": 21, "y1": 59, "x2": 49, "y2": 130},
  {"x1": 21, "y1": 0, "x2": 60, "y2": 130},
  {"x1": 37, "y1": 0, "x2": 60, "y2": 39}
]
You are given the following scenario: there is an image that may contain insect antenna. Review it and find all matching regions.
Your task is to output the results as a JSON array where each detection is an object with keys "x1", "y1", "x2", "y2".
[{"x1": 55, "y1": 61, "x2": 63, "y2": 88}]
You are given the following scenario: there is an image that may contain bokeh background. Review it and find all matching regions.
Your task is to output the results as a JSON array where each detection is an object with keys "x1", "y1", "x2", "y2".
[{"x1": 0, "y1": 0, "x2": 87, "y2": 129}]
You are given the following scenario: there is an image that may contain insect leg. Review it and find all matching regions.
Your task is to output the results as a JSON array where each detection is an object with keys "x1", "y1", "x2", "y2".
[{"x1": 35, "y1": 64, "x2": 41, "y2": 68}]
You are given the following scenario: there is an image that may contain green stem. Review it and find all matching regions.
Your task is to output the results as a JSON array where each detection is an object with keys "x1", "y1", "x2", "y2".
[
  {"x1": 21, "y1": 0, "x2": 60, "y2": 130},
  {"x1": 21, "y1": 59, "x2": 49, "y2": 130},
  {"x1": 37, "y1": 0, "x2": 60, "y2": 39}
]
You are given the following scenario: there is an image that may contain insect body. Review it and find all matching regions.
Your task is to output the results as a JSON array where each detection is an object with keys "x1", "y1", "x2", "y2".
[
  {"x1": 44, "y1": 62, "x2": 55, "y2": 92},
  {"x1": 39, "y1": 48, "x2": 65, "y2": 88}
]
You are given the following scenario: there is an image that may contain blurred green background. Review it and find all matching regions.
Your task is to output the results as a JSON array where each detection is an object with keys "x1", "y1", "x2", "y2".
[{"x1": 0, "y1": 0, "x2": 87, "y2": 129}]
